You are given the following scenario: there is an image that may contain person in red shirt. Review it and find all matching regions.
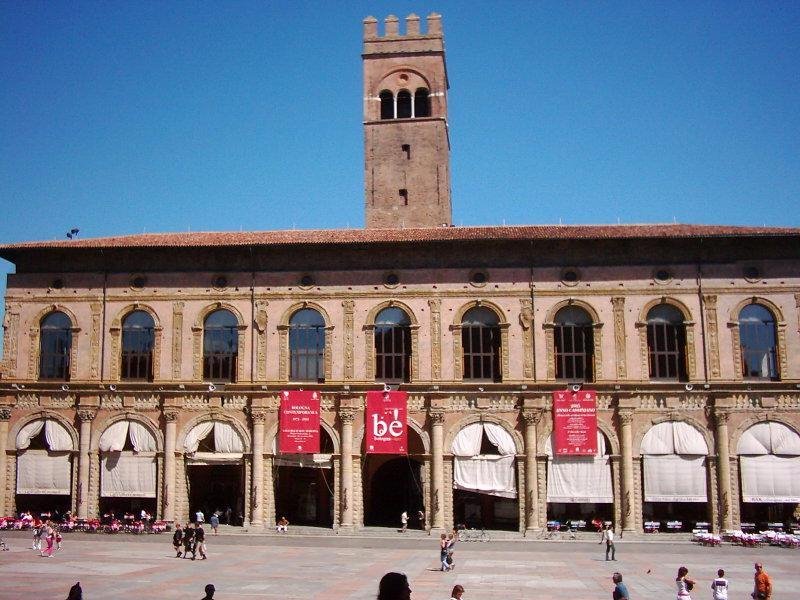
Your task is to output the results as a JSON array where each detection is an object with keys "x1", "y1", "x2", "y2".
[{"x1": 752, "y1": 563, "x2": 772, "y2": 600}]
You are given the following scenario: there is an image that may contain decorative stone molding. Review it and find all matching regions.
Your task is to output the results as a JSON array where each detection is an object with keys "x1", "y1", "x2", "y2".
[
  {"x1": 191, "y1": 302, "x2": 247, "y2": 383},
  {"x1": 15, "y1": 394, "x2": 39, "y2": 409},
  {"x1": 342, "y1": 300, "x2": 355, "y2": 381},
  {"x1": 732, "y1": 395, "x2": 761, "y2": 409},
  {"x1": 2, "y1": 303, "x2": 20, "y2": 376},
  {"x1": 100, "y1": 394, "x2": 123, "y2": 409},
  {"x1": 183, "y1": 394, "x2": 209, "y2": 410},
  {"x1": 27, "y1": 305, "x2": 81, "y2": 381},
  {"x1": 163, "y1": 409, "x2": 179, "y2": 422},
  {"x1": 407, "y1": 395, "x2": 425, "y2": 411},
  {"x1": 636, "y1": 298, "x2": 696, "y2": 381},
  {"x1": 224, "y1": 395, "x2": 247, "y2": 410},
  {"x1": 776, "y1": 395, "x2": 800, "y2": 409},
  {"x1": 618, "y1": 410, "x2": 635, "y2": 426},
  {"x1": 429, "y1": 410, "x2": 445, "y2": 425},
  {"x1": 363, "y1": 300, "x2": 419, "y2": 382},
  {"x1": 543, "y1": 299, "x2": 603, "y2": 381},
  {"x1": 521, "y1": 408, "x2": 543, "y2": 426},
  {"x1": 519, "y1": 299, "x2": 534, "y2": 380},
  {"x1": 638, "y1": 396, "x2": 667, "y2": 409},
  {"x1": 277, "y1": 301, "x2": 334, "y2": 382},
  {"x1": 133, "y1": 395, "x2": 159, "y2": 410},
  {"x1": 715, "y1": 410, "x2": 729, "y2": 426},
  {"x1": 339, "y1": 409, "x2": 356, "y2": 425},
  {"x1": 450, "y1": 301, "x2": 509, "y2": 382},
  {"x1": 253, "y1": 300, "x2": 268, "y2": 381},
  {"x1": 89, "y1": 302, "x2": 102, "y2": 380},
  {"x1": 249, "y1": 408, "x2": 268, "y2": 423},
  {"x1": 727, "y1": 297, "x2": 788, "y2": 381},
  {"x1": 77, "y1": 409, "x2": 96, "y2": 423},
  {"x1": 596, "y1": 394, "x2": 613, "y2": 410},
  {"x1": 428, "y1": 299, "x2": 442, "y2": 380},
  {"x1": 727, "y1": 321, "x2": 743, "y2": 380},
  {"x1": 45, "y1": 394, "x2": 76, "y2": 409},
  {"x1": 611, "y1": 297, "x2": 627, "y2": 380},
  {"x1": 702, "y1": 294, "x2": 721, "y2": 379},
  {"x1": 0, "y1": 407, "x2": 11, "y2": 420},
  {"x1": 172, "y1": 301, "x2": 184, "y2": 380},
  {"x1": 109, "y1": 304, "x2": 163, "y2": 382}
]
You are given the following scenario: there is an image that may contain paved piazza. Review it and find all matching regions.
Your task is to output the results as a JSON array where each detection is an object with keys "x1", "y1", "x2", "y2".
[{"x1": 0, "y1": 530, "x2": 797, "y2": 599}]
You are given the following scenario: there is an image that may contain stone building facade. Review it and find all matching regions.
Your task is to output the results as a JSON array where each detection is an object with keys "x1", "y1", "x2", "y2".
[{"x1": 0, "y1": 15, "x2": 799, "y2": 535}]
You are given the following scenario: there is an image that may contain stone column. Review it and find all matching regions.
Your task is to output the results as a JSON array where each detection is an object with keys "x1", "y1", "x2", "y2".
[
  {"x1": 430, "y1": 410, "x2": 445, "y2": 530},
  {"x1": 715, "y1": 410, "x2": 733, "y2": 531},
  {"x1": 162, "y1": 409, "x2": 178, "y2": 523},
  {"x1": 250, "y1": 409, "x2": 266, "y2": 527},
  {"x1": 619, "y1": 409, "x2": 635, "y2": 533},
  {"x1": 339, "y1": 409, "x2": 355, "y2": 529},
  {"x1": 76, "y1": 409, "x2": 96, "y2": 520},
  {"x1": 522, "y1": 408, "x2": 542, "y2": 532},
  {"x1": 0, "y1": 407, "x2": 10, "y2": 516}
]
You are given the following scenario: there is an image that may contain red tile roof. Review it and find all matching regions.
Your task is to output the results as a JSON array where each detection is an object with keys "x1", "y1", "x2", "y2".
[{"x1": 1, "y1": 224, "x2": 798, "y2": 251}]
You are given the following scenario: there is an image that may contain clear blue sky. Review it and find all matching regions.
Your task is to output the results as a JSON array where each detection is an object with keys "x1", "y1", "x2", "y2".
[{"x1": 1, "y1": 1, "x2": 799, "y2": 343}]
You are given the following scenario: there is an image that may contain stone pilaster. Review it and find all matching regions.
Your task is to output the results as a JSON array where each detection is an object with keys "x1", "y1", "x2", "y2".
[
  {"x1": 89, "y1": 302, "x2": 102, "y2": 380},
  {"x1": 715, "y1": 410, "x2": 733, "y2": 530},
  {"x1": 253, "y1": 300, "x2": 268, "y2": 381},
  {"x1": 2, "y1": 304, "x2": 20, "y2": 376},
  {"x1": 519, "y1": 299, "x2": 534, "y2": 380},
  {"x1": 428, "y1": 299, "x2": 442, "y2": 380},
  {"x1": 263, "y1": 455, "x2": 275, "y2": 528},
  {"x1": 430, "y1": 410, "x2": 445, "y2": 530},
  {"x1": 618, "y1": 409, "x2": 635, "y2": 533},
  {"x1": 0, "y1": 407, "x2": 11, "y2": 516},
  {"x1": 76, "y1": 409, "x2": 96, "y2": 519},
  {"x1": 522, "y1": 408, "x2": 542, "y2": 532},
  {"x1": 339, "y1": 409, "x2": 355, "y2": 529},
  {"x1": 611, "y1": 297, "x2": 627, "y2": 380},
  {"x1": 703, "y1": 294, "x2": 721, "y2": 379},
  {"x1": 250, "y1": 409, "x2": 267, "y2": 527},
  {"x1": 162, "y1": 409, "x2": 178, "y2": 522},
  {"x1": 172, "y1": 302, "x2": 184, "y2": 380},
  {"x1": 342, "y1": 300, "x2": 355, "y2": 381}
]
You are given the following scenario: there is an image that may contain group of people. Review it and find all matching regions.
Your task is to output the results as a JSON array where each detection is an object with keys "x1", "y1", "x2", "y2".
[
  {"x1": 438, "y1": 531, "x2": 457, "y2": 571},
  {"x1": 378, "y1": 572, "x2": 464, "y2": 600},
  {"x1": 399, "y1": 510, "x2": 426, "y2": 533},
  {"x1": 172, "y1": 522, "x2": 207, "y2": 560},
  {"x1": 32, "y1": 520, "x2": 62, "y2": 557}
]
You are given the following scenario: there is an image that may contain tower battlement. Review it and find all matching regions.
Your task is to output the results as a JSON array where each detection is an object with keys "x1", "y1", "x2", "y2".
[{"x1": 363, "y1": 14, "x2": 444, "y2": 56}]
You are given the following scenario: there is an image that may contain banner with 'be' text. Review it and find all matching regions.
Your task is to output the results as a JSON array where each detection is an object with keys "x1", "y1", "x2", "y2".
[{"x1": 365, "y1": 390, "x2": 407, "y2": 454}]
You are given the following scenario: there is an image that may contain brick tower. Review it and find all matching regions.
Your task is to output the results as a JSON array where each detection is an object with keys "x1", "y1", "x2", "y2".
[{"x1": 363, "y1": 14, "x2": 452, "y2": 229}]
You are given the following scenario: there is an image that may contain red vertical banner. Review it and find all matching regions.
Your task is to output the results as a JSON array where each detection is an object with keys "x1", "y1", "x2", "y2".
[
  {"x1": 552, "y1": 390, "x2": 597, "y2": 455},
  {"x1": 365, "y1": 390, "x2": 407, "y2": 454},
  {"x1": 279, "y1": 390, "x2": 321, "y2": 454}
]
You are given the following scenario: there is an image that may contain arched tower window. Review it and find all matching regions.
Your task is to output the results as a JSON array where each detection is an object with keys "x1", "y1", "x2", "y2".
[
  {"x1": 414, "y1": 88, "x2": 430, "y2": 117},
  {"x1": 462, "y1": 307, "x2": 501, "y2": 382},
  {"x1": 203, "y1": 309, "x2": 238, "y2": 382},
  {"x1": 739, "y1": 304, "x2": 778, "y2": 380},
  {"x1": 39, "y1": 311, "x2": 72, "y2": 381},
  {"x1": 375, "y1": 307, "x2": 411, "y2": 382},
  {"x1": 121, "y1": 310, "x2": 155, "y2": 381},
  {"x1": 396, "y1": 90, "x2": 412, "y2": 119},
  {"x1": 554, "y1": 306, "x2": 594, "y2": 381},
  {"x1": 379, "y1": 90, "x2": 394, "y2": 120},
  {"x1": 646, "y1": 304, "x2": 687, "y2": 381},
  {"x1": 289, "y1": 308, "x2": 326, "y2": 382}
]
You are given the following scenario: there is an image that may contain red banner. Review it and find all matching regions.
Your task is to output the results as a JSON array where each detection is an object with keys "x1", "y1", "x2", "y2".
[
  {"x1": 365, "y1": 390, "x2": 407, "y2": 454},
  {"x1": 553, "y1": 390, "x2": 597, "y2": 455},
  {"x1": 279, "y1": 391, "x2": 320, "y2": 454}
]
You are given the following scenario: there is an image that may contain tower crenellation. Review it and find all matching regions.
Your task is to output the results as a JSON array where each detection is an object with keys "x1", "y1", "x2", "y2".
[{"x1": 363, "y1": 13, "x2": 443, "y2": 41}]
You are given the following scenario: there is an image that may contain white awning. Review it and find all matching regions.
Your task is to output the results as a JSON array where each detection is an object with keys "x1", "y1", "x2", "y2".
[
  {"x1": 643, "y1": 455, "x2": 707, "y2": 502},
  {"x1": 451, "y1": 423, "x2": 517, "y2": 498},
  {"x1": 16, "y1": 419, "x2": 73, "y2": 452},
  {"x1": 641, "y1": 421, "x2": 709, "y2": 455},
  {"x1": 737, "y1": 421, "x2": 800, "y2": 456},
  {"x1": 101, "y1": 453, "x2": 157, "y2": 498},
  {"x1": 16, "y1": 451, "x2": 71, "y2": 495},
  {"x1": 184, "y1": 421, "x2": 244, "y2": 454},
  {"x1": 546, "y1": 432, "x2": 612, "y2": 503},
  {"x1": 740, "y1": 455, "x2": 800, "y2": 502}
]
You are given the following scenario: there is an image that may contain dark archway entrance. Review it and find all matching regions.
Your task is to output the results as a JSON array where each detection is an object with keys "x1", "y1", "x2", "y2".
[
  {"x1": 365, "y1": 457, "x2": 424, "y2": 527},
  {"x1": 187, "y1": 464, "x2": 244, "y2": 525},
  {"x1": 453, "y1": 489, "x2": 518, "y2": 531},
  {"x1": 274, "y1": 428, "x2": 335, "y2": 527}
]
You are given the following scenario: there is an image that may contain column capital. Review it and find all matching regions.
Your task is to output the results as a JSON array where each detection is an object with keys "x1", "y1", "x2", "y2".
[
  {"x1": 250, "y1": 409, "x2": 269, "y2": 424},
  {"x1": 339, "y1": 409, "x2": 356, "y2": 425},
  {"x1": 77, "y1": 409, "x2": 96, "y2": 423},
  {"x1": 429, "y1": 410, "x2": 445, "y2": 425},
  {"x1": 522, "y1": 408, "x2": 543, "y2": 426},
  {"x1": 163, "y1": 409, "x2": 180, "y2": 422},
  {"x1": 611, "y1": 296, "x2": 626, "y2": 308},
  {"x1": 714, "y1": 410, "x2": 729, "y2": 426},
  {"x1": 618, "y1": 410, "x2": 634, "y2": 426},
  {"x1": 0, "y1": 406, "x2": 11, "y2": 421}
]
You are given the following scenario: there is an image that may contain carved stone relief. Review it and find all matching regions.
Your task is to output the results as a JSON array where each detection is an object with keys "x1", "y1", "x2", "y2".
[
  {"x1": 2, "y1": 304, "x2": 20, "y2": 375},
  {"x1": 90, "y1": 302, "x2": 102, "y2": 380},
  {"x1": 450, "y1": 323, "x2": 462, "y2": 381},
  {"x1": 342, "y1": 300, "x2": 355, "y2": 380},
  {"x1": 519, "y1": 299, "x2": 534, "y2": 380},
  {"x1": 172, "y1": 302, "x2": 184, "y2": 380},
  {"x1": 728, "y1": 320, "x2": 743, "y2": 380},
  {"x1": 254, "y1": 300, "x2": 268, "y2": 382},
  {"x1": 703, "y1": 294, "x2": 721, "y2": 379},
  {"x1": 611, "y1": 297, "x2": 627, "y2": 380},
  {"x1": 543, "y1": 322, "x2": 555, "y2": 380},
  {"x1": 428, "y1": 299, "x2": 442, "y2": 380}
]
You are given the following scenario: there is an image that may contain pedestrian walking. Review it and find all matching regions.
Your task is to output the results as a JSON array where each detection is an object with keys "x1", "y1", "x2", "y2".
[
  {"x1": 200, "y1": 583, "x2": 215, "y2": 599},
  {"x1": 210, "y1": 512, "x2": 220, "y2": 535},
  {"x1": 194, "y1": 523, "x2": 207, "y2": 560},
  {"x1": 417, "y1": 510, "x2": 425, "y2": 530},
  {"x1": 55, "y1": 529, "x2": 63, "y2": 551},
  {"x1": 195, "y1": 509, "x2": 205, "y2": 524},
  {"x1": 439, "y1": 533, "x2": 450, "y2": 571},
  {"x1": 32, "y1": 523, "x2": 43, "y2": 550},
  {"x1": 377, "y1": 572, "x2": 412, "y2": 600},
  {"x1": 711, "y1": 568, "x2": 729, "y2": 600},
  {"x1": 182, "y1": 522, "x2": 196, "y2": 559},
  {"x1": 446, "y1": 532, "x2": 456, "y2": 570},
  {"x1": 599, "y1": 523, "x2": 616, "y2": 561},
  {"x1": 450, "y1": 584, "x2": 464, "y2": 599},
  {"x1": 40, "y1": 522, "x2": 55, "y2": 558},
  {"x1": 400, "y1": 510, "x2": 408, "y2": 533},
  {"x1": 173, "y1": 523, "x2": 184, "y2": 557},
  {"x1": 611, "y1": 572, "x2": 630, "y2": 600},
  {"x1": 752, "y1": 563, "x2": 772, "y2": 600},
  {"x1": 676, "y1": 566, "x2": 695, "y2": 600}
]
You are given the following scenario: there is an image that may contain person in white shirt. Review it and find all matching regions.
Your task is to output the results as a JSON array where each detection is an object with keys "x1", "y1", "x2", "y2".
[
  {"x1": 400, "y1": 511, "x2": 408, "y2": 533},
  {"x1": 711, "y1": 568, "x2": 729, "y2": 600},
  {"x1": 195, "y1": 509, "x2": 205, "y2": 524},
  {"x1": 599, "y1": 523, "x2": 616, "y2": 560}
]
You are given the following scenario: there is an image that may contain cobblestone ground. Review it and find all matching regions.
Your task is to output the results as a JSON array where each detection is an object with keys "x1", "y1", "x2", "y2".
[{"x1": 0, "y1": 530, "x2": 797, "y2": 599}]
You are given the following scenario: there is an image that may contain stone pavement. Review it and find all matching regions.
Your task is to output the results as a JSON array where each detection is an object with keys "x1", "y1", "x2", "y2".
[{"x1": 0, "y1": 530, "x2": 797, "y2": 599}]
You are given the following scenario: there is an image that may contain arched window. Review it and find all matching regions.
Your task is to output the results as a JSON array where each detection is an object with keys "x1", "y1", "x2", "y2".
[
  {"x1": 203, "y1": 309, "x2": 238, "y2": 382},
  {"x1": 289, "y1": 308, "x2": 325, "y2": 382},
  {"x1": 396, "y1": 90, "x2": 412, "y2": 119},
  {"x1": 646, "y1": 304, "x2": 687, "y2": 381},
  {"x1": 414, "y1": 88, "x2": 430, "y2": 117},
  {"x1": 39, "y1": 311, "x2": 72, "y2": 380},
  {"x1": 462, "y1": 307, "x2": 501, "y2": 382},
  {"x1": 739, "y1": 304, "x2": 778, "y2": 380},
  {"x1": 379, "y1": 90, "x2": 394, "y2": 120},
  {"x1": 121, "y1": 310, "x2": 155, "y2": 381},
  {"x1": 375, "y1": 307, "x2": 411, "y2": 382},
  {"x1": 554, "y1": 306, "x2": 594, "y2": 381}
]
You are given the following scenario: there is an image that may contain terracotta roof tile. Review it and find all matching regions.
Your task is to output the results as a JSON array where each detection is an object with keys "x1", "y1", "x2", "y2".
[{"x1": 1, "y1": 224, "x2": 798, "y2": 251}]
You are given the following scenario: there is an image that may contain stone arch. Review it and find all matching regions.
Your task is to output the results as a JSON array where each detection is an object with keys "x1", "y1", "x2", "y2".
[
  {"x1": 9, "y1": 410, "x2": 79, "y2": 451},
  {"x1": 444, "y1": 414, "x2": 523, "y2": 456},
  {"x1": 542, "y1": 299, "x2": 604, "y2": 381},
  {"x1": 354, "y1": 416, "x2": 430, "y2": 455},
  {"x1": 536, "y1": 419, "x2": 619, "y2": 456},
  {"x1": 726, "y1": 297, "x2": 788, "y2": 381},
  {"x1": 108, "y1": 304, "x2": 163, "y2": 381},
  {"x1": 266, "y1": 416, "x2": 340, "y2": 455},
  {"x1": 364, "y1": 300, "x2": 420, "y2": 382},
  {"x1": 277, "y1": 302, "x2": 334, "y2": 382},
  {"x1": 635, "y1": 297, "x2": 697, "y2": 382},
  {"x1": 191, "y1": 302, "x2": 247, "y2": 382},
  {"x1": 376, "y1": 67, "x2": 432, "y2": 93},
  {"x1": 729, "y1": 415, "x2": 800, "y2": 455},
  {"x1": 450, "y1": 300, "x2": 510, "y2": 382},
  {"x1": 177, "y1": 413, "x2": 251, "y2": 454},
  {"x1": 634, "y1": 415, "x2": 713, "y2": 458},
  {"x1": 27, "y1": 304, "x2": 81, "y2": 381},
  {"x1": 90, "y1": 412, "x2": 164, "y2": 453}
]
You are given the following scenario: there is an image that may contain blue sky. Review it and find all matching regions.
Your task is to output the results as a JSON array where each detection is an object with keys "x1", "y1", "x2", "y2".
[{"x1": 1, "y1": 2, "x2": 799, "y2": 344}]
